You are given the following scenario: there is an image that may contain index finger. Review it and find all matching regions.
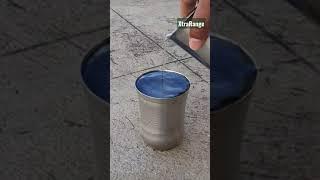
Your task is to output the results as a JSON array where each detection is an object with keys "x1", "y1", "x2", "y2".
[
  {"x1": 189, "y1": 0, "x2": 210, "y2": 49},
  {"x1": 180, "y1": 0, "x2": 197, "y2": 17}
]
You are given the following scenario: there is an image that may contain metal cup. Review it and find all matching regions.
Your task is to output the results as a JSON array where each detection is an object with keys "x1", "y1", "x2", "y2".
[
  {"x1": 81, "y1": 39, "x2": 109, "y2": 180},
  {"x1": 211, "y1": 35, "x2": 257, "y2": 180},
  {"x1": 135, "y1": 70, "x2": 190, "y2": 151}
]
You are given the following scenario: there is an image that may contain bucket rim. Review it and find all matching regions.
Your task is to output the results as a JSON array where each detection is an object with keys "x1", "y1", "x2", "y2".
[
  {"x1": 211, "y1": 34, "x2": 259, "y2": 113},
  {"x1": 80, "y1": 37, "x2": 110, "y2": 106},
  {"x1": 135, "y1": 70, "x2": 191, "y2": 101}
]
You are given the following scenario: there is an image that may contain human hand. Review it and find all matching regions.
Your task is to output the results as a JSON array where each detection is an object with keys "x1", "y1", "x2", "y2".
[{"x1": 180, "y1": 0, "x2": 210, "y2": 50}]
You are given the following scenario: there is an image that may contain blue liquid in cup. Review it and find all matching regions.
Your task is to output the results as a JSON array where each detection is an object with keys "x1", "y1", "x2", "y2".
[
  {"x1": 211, "y1": 36, "x2": 257, "y2": 111},
  {"x1": 81, "y1": 43, "x2": 110, "y2": 103},
  {"x1": 136, "y1": 70, "x2": 190, "y2": 99}
]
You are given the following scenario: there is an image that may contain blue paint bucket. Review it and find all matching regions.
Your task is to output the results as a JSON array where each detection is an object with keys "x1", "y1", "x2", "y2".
[{"x1": 81, "y1": 38, "x2": 109, "y2": 180}]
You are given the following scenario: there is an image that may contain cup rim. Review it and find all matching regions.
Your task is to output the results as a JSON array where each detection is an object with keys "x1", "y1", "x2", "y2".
[
  {"x1": 80, "y1": 38, "x2": 110, "y2": 106},
  {"x1": 211, "y1": 34, "x2": 258, "y2": 113},
  {"x1": 135, "y1": 70, "x2": 191, "y2": 100}
]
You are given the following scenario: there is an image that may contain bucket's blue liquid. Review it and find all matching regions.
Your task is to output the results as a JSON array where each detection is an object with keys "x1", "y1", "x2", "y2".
[
  {"x1": 136, "y1": 71, "x2": 190, "y2": 99},
  {"x1": 82, "y1": 45, "x2": 109, "y2": 103},
  {"x1": 211, "y1": 36, "x2": 257, "y2": 111}
]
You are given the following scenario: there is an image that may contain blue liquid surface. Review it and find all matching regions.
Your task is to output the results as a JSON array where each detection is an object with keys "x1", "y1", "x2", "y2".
[
  {"x1": 136, "y1": 71, "x2": 190, "y2": 98},
  {"x1": 82, "y1": 43, "x2": 109, "y2": 103},
  {"x1": 211, "y1": 36, "x2": 257, "y2": 111}
]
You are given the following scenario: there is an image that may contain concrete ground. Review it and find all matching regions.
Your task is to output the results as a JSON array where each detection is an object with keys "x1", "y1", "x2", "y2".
[
  {"x1": 0, "y1": 0, "x2": 319, "y2": 179},
  {"x1": 214, "y1": 0, "x2": 320, "y2": 179},
  {"x1": 0, "y1": 1, "x2": 107, "y2": 179},
  {"x1": 110, "y1": 0, "x2": 210, "y2": 179}
]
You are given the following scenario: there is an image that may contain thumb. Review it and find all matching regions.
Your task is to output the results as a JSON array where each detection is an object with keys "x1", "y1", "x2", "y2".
[{"x1": 189, "y1": 0, "x2": 210, "y2": 50}]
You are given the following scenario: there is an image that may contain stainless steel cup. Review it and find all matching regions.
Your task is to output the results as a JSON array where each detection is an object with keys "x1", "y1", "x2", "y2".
[
  {"x1": 211, "y1": 35, "x2": 257, "y2": 180},
  {"x1": 307, "y1": 0, "x2": 320, "y2": 18},
  {"x1": 81, "y1": 39, "x2": 109, "y2": 180},
  {"x1": 212, "y1": 90, "x2": 254, "y2": 180},
  {"x1": 135, "y1": 70, "x2": 190, "y2": 151}
]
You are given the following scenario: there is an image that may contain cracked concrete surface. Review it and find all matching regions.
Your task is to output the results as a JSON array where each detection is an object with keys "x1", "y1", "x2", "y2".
[{"x1": 0, "y1": 0, "x2": 108, "y2": 179}]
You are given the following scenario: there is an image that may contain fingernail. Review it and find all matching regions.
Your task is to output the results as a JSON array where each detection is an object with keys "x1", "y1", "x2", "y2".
[{"x1": 189, "y1": 38, "x2": 203, "y2": 50}]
